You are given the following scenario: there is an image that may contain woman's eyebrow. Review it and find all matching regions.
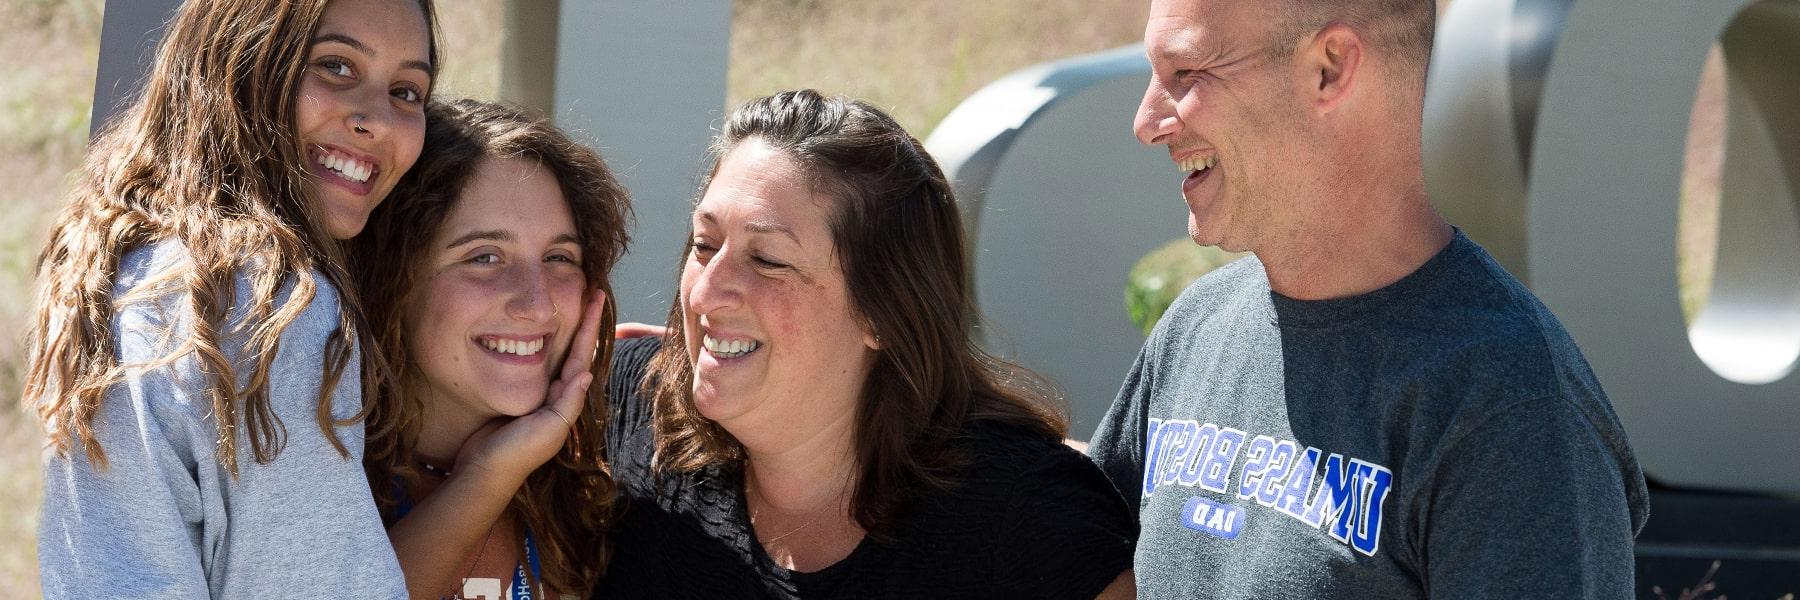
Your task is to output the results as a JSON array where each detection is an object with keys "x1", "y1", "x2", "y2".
[
  {"x1": 445, "y1": 230, "x2": 514, "y2": 248},
  {"x1": 311, "y1": 32, "x2": 433, "y2": 74},
  {"x1": 694, "y1": 210, "x2": 800, "y2": 245},
  {"x1": 744, "y1": 220, "x2": 800, "y2": 245},
  {"x1": 311, "y1": 32, "x2": 371, "y2": 54}
]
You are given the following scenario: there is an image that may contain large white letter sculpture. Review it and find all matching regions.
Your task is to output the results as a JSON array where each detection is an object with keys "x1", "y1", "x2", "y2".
[
  {"x1": 926, "y1": 47, "x2": 1185, "y2": 436},
  {"x1": 1524, "y1": 0, "x2": 1800, "y2": 493}
]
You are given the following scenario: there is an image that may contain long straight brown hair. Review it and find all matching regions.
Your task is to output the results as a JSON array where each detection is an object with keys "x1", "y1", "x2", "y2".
[
  {"x1": 354, "y1": 98, "x2": 632, "y2": 594},
  {"x1": 24, "y1": 0, "x2": 439, "y2": 476},
  {"x1": 648, "y1": 90, "x2": 1068, "y2": 536}
]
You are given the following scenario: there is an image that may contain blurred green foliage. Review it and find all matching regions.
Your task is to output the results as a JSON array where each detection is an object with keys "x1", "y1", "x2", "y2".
[{"x1": 1124, "y1": 239, "x2": 1246, "y2": 336}]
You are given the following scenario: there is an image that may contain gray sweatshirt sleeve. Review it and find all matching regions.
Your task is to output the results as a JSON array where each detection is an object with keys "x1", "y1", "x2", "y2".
[
  {"x1": 37, "y1": 336, "x2": 214, "y2": 597},
  {"x1": 37, "y1": 244, "x2": 405, "y2": 599}
]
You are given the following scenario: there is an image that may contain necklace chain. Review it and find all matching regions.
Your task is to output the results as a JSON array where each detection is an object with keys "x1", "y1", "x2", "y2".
[
  {"x1": 441, "y1": 519, "x2": 497, "y2": 600},
  {"x1": 423, "y1": 461, "x2": 502, "y2": 600},
  {"x1": 744, "y1": 469, "x2": 844, "y2": 546},
  {"x1": 753, "y1": 506, "x2": 825, "y2": 544}
]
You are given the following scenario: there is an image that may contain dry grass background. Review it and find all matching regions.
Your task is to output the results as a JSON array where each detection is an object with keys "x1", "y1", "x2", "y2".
[
  {"x1": 0, "y1": 0, "x2": 1727, "y2": 594},
  {"x1": 0, "y1": 1, "x2": 104, "y2": 592},
  {"x1": 727, "y1": 0, "x2": 1149, "y2": 134}
]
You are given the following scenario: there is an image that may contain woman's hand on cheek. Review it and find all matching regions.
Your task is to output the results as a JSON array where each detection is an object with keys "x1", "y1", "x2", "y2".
[{"x1": 452, "y1": 287, "x2": 607, "y2": 487}]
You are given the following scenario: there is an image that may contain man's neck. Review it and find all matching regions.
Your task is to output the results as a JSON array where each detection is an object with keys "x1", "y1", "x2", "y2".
[{"x1": 1257, "y1": 176, "x2": 1453, "y2": 301}]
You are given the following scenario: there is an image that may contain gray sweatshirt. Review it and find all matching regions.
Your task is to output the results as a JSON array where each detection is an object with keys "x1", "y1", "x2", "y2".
[{"x1": 37, "y1": 240, "x2": 405, "y2": 599}]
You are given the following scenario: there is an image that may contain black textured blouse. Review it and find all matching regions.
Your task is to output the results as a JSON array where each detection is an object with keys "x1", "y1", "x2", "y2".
[{"x1": 594, "y1": 336, "x2": 1137, "y2": 599}]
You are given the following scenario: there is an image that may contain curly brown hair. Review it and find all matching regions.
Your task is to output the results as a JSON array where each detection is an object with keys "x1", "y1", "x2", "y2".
[{"x1": 352, "y1": 98, "x2": 632, "y2": 594}]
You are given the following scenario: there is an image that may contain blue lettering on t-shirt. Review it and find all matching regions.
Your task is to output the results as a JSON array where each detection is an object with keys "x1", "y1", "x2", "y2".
[
  {"x1": 1176, "y1": 423, "x2": 1218, "y2": 487},
  {"x1": 1157, "y1": 421, "x2": 1198, "y2": 489},
  {"x1": 1302, "y1": 453, "x2": 1359, "y2": 538},
  {"x1": 1139, "y1": 418, "x2": 1396, "y2": 556},
  {"x1": 1254, "y1": 440, "x2": 1298, "y2": 507},
  {"x1": 1179, "y1": 496, "x2": 1245, "y2": 540},
  {"x1": 1142, "y1": 418, "x2": 1165, "y2": 498},
  {"x1": 1276, "y1": 447, "x2": 1321, "y2": 517},
  {"x1": 1236, "y1": 435, "x2": 1277, "y2": 500},
  {"x1": 1144, "y1": 418, "x2": 1183, "y2": 497},
  {"x1": 1198, "y1": 427, "x2": 1245, "y2": 494},
  {"x1": 1350, "y1": 460, "x2": 1394, "y2": 556}
]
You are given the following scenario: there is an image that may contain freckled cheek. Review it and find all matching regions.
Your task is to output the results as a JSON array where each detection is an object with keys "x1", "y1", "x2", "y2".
[
  {"x1": 757, "y1": 280, "x2": 856, "y2": 357},
  {"x1": 761, "y1": 290, "x2": 804, "y2": 340},
  {"x1": 412, "y1": 275, "x2": 501, "y2": 359}
]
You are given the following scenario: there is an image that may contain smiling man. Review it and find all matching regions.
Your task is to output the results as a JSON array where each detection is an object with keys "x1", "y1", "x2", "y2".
[{"x1": 1086, "y1": 0, "x2": 1650, "y2": 597}]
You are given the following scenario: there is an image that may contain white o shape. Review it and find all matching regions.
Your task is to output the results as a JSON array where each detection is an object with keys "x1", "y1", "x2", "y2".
[{"x1": 1529, "y1": 0, "x2": 1800, "y2": 493}]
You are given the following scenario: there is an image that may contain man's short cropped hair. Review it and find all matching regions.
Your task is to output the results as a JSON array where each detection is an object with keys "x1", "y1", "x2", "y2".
[{"x1": 1274, "y1": 0, "x2": 1436, "y2": 89}]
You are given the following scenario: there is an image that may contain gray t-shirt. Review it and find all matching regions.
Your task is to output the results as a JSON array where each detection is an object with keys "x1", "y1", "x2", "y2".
[
  {"x1": 1089, "y1": 232, "x2": 1649, "y2": 599},
  {"x1": 37, "y1": 241, "x2": 406, "y2": 599}
]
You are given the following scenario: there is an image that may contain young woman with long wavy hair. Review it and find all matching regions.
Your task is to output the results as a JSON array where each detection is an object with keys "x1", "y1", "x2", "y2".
[
  {"x1": 26, "y1": 0, "x2": 437, "y2": 595},
  {"x1": 352, "y1": 98, "x2": 631, "y2": 599}
]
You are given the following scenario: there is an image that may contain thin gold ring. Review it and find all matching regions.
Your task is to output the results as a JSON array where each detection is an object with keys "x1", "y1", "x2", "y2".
[{"x1": 546, "y1": 405, "x2": 573, "y2": 428}]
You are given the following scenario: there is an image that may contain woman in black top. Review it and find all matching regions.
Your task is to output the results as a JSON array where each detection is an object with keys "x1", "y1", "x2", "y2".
[{"x1": 595, "y1": 90, "x2": 1136, "y2": 599}]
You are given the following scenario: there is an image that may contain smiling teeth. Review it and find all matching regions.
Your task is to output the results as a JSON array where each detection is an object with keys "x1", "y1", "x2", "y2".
[
  {"x1": 482, "y1": 337, "x2": 545, "y2": 356},
  {"x1": 1178, "y1": 155, "x2": 1218, "y2": 173},
  {"x1": 702, "y1": 334, "x2": 760, "y2": 358},
  {"x1": 317, "y1": 150, "x2": 373, "y2": 184}
]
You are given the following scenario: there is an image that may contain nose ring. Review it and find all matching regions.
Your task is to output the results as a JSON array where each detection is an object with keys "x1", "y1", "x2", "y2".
[{"x1": 352, "y1": 115, "x2": 369, "y2": 133}]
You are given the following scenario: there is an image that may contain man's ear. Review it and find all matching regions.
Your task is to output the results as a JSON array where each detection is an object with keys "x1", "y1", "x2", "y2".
[{"x1": 1296, "y1": 23, "x2": 1364, "y2": 114}]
